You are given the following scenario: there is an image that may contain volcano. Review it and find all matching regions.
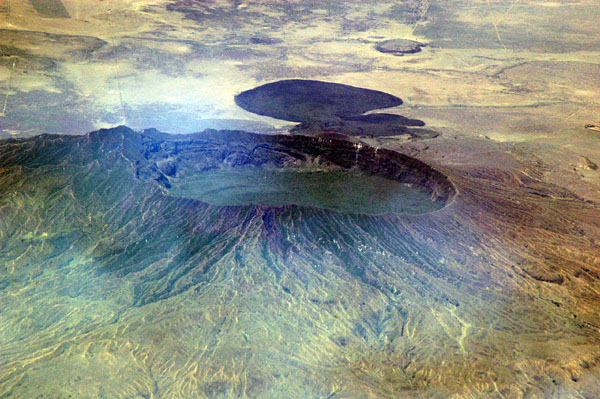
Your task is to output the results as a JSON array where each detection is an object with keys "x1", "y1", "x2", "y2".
[{"x1": 1, "y1": 124, "x2": 599, "y2": 398}]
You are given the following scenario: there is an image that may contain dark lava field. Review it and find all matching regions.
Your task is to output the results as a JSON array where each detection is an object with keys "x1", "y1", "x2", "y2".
[{"x1": 235, "y1": 80, "x2": 435, "y2": 138}]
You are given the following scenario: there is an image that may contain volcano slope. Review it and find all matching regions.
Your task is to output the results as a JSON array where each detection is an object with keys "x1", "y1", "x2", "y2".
[{"x1": 0, "y1": 126, "x2": 599, "y2": 398}]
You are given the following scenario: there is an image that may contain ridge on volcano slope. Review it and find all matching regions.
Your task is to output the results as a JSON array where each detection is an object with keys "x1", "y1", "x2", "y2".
[
  {"x1": 1, "y1": 126, "x2": 600, "y2": 399},
  {"x1": 235, "y1": 79, "x2": 436, "y2": 139}
]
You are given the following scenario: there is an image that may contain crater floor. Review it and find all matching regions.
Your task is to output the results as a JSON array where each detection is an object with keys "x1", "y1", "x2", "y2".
[{"x1": 171, "y1": 167, "x2": 444, "y2": 215}]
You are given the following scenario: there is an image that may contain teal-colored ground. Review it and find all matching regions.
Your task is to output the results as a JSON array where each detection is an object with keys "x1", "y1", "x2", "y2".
[{"x1": 171, "y1": 166, "x2": 443, "y2": 215}]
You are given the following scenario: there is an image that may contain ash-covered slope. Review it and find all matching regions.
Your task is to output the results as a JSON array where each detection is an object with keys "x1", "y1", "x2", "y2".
[{"x1": 0, "y1": 127, "x2": 599, "y2": 398}]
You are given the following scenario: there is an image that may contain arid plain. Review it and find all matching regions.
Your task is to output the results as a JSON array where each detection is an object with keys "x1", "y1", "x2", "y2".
[{"x1": 1, "y1": 1, "x2": 600, "y2": 398}]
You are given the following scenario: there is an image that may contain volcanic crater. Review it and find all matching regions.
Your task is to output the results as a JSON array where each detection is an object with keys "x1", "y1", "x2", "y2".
[{"x1": 136, "y1": 129, "x2": 455, "y2": 215}]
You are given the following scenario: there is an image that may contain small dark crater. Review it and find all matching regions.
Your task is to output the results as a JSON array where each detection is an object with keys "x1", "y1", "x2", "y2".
[{"x1": 375, "y1": 39, "x2": 426, "y2": 56}]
